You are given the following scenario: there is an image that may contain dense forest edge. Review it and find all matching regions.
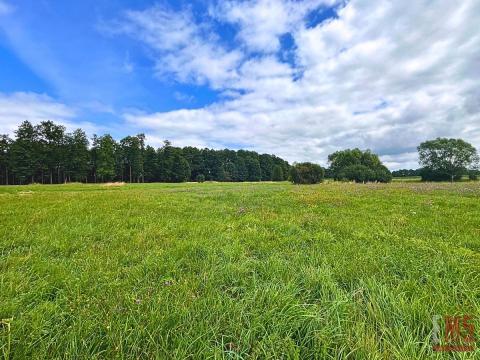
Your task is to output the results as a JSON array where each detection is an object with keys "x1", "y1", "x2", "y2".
[
  {"x1": 0, "y1": 120, "x2": 290, "y2": 185},
  {"x1": 0, "y1": 120, "x2": 478, "y2": 185}
]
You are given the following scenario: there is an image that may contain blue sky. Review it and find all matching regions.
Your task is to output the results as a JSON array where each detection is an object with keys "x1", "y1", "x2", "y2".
[
  {"x1": 1, "y1": 0, "x2": 479, "y2": 169},
  {"x1": 0, "y1": 0, "x2": 222, "y2": 133}
]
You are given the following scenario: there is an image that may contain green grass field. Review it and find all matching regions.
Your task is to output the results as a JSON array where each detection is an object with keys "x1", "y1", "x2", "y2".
[
  {"x1": 1, "y1": 182, "x2": 480, "y2": 359},
  {"x1": 392, "y1": 176, "x2": 475, "y2": 182},
  {"x1": 392, "y1": 177, "x2": 422, "y2": 182}
]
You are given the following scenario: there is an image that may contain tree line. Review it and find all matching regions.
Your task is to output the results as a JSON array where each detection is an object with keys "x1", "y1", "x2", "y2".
[
  {"x1": 0, "y1": 120, "x2": 290, "y2": 185},
  {"x1": 290, "y1": 138, "x2": 479, "y2": 184},
  {"x1": 2, "y1": 121, "x2": 477, "y2": 186}
]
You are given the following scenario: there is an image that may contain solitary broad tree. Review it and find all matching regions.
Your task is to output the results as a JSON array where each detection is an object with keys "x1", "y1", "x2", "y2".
[{"x1": 418, "y1": 138, "x2": 479, "y2": 182}]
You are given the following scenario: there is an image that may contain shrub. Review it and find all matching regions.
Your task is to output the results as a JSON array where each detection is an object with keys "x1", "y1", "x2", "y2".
[
  {"x1": 196, "y1": 174, "x2": 205, "y2": 183},
  {"x1": 468, "y1": 170, "x2": 479, "y2": 181},
  {"x1": 289, "y1": 162, "x2": 324, "y2": 184}
]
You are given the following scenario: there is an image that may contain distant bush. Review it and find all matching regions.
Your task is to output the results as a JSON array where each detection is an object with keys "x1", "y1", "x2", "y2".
[
  {"x1": 469, "y1": 170, "x2": 479, "y2": 181},
  {"x1": 196, "y1": 174, "x2": 205, "y2": 183},
  {"x1": 289, "y1": 162, "x2": 324, "y2": 184}
]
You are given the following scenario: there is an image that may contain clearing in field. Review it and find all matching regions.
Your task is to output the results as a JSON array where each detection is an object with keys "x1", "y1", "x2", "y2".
[{"x1": 1, "y1": 182, "x2": 480, "y2": 359}]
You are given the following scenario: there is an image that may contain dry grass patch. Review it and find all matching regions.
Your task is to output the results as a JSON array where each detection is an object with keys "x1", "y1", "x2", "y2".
[{"x1": 102, "y1": 182, "x2": 126, "y2": 187}]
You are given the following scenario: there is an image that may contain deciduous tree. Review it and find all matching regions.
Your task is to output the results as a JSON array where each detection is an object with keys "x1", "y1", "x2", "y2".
[
  {"x1": 328, "y1": 148, "x2": 392, "y2": 183},
  {"x1": 418, "y1": 138, "x2": 478, "y2": 182}
]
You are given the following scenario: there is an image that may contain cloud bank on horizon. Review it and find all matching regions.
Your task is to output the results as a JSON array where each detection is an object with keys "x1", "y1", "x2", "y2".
[{"x1": 0, "y1": 0, "x2": 479, "y2": 169}]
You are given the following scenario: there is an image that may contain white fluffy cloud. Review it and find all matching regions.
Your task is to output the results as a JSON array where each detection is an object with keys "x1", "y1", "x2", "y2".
[
  {"x1": 111, "y1": 5, "x2": 243, "y2": 89},
  {"x1": 118, "y1": 0, "x2": 480, "y2": 169},
  {"x1": 213, "y1": 0, "x2": 335, "y2": 53},
  {"x1": 0, "y1": 92, "x2": 99, "y2": 136}
]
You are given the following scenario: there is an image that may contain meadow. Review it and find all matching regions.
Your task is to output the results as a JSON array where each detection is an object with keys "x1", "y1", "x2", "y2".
[{"x1": 1, "y1": 181, "x2": 479, "y2": 359}]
